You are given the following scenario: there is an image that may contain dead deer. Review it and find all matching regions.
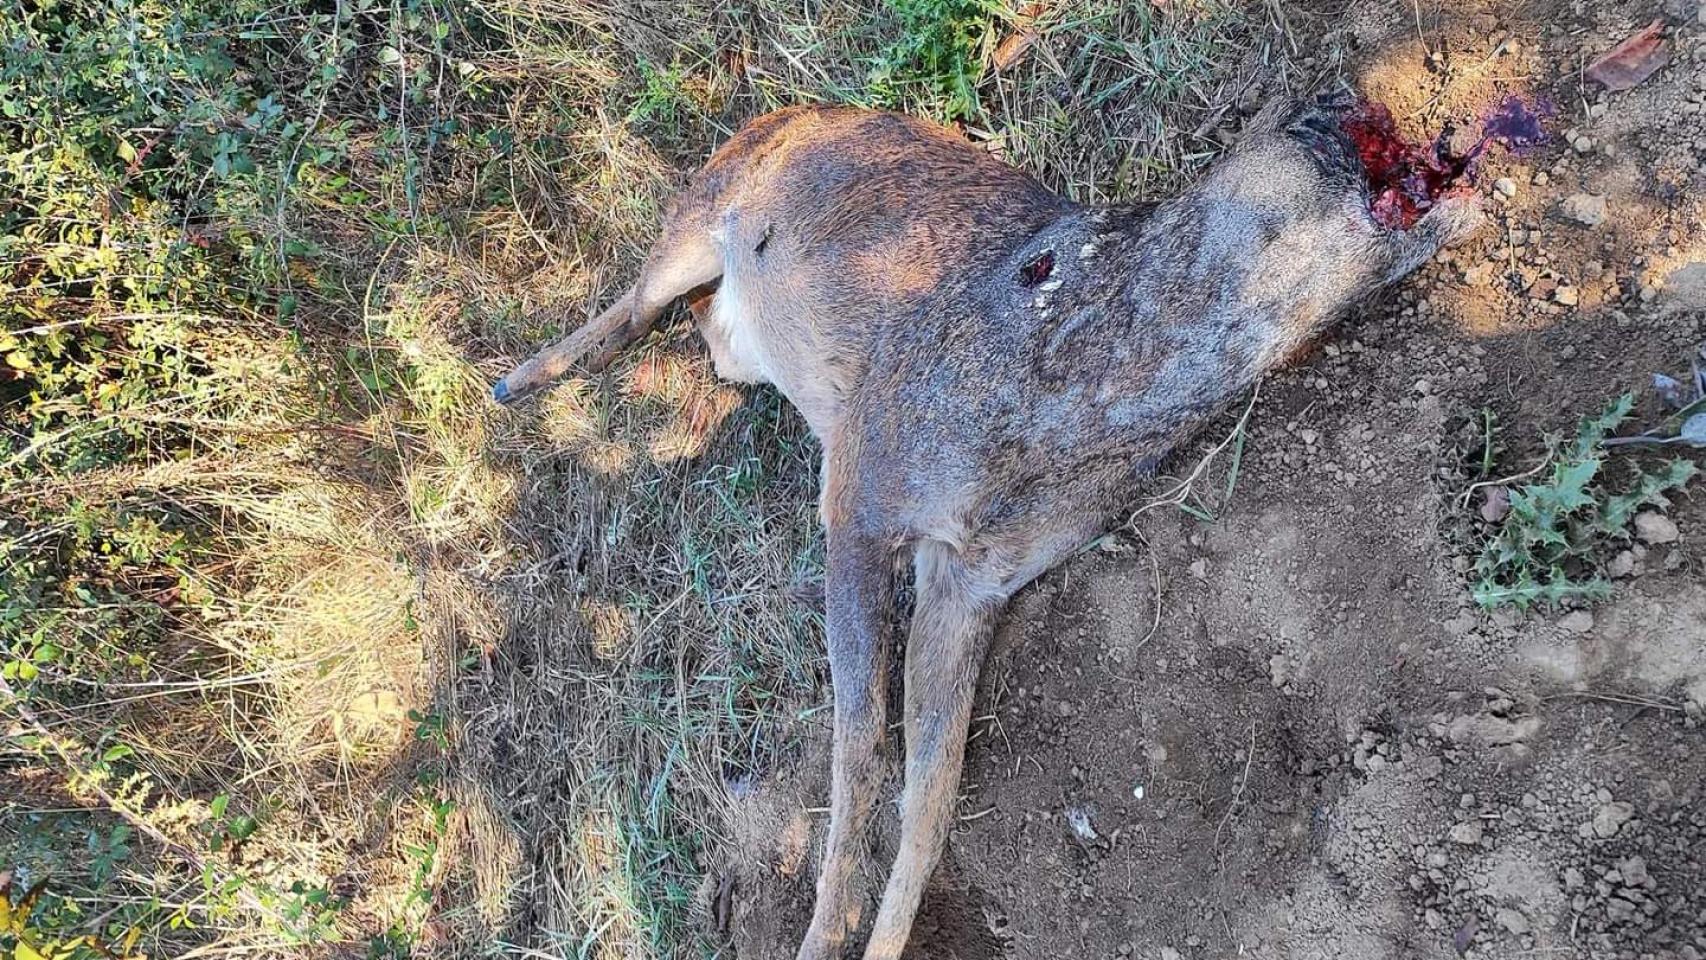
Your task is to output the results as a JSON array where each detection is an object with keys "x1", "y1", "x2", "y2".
[{"x1": 494, "y1": 89, "x2": 1481, "y2": 960}]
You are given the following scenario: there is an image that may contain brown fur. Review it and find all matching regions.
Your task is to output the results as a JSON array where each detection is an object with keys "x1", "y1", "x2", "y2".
[{"x1": 494, "y1": 92, "x2": 1480, "y2": 960}]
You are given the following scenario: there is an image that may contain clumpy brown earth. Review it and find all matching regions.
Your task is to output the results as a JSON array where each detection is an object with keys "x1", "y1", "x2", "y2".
[
  {"x1": 710, "y1": 4, "x2": 1706, "y2": 960},
  {"x1": 455, "y1": 2, "x2": 1706, "y2": 959}
]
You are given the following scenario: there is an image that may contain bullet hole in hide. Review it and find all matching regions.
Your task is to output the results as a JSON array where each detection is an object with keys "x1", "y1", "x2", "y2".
[{"x1": 1018, "y1": 250, "x2": 1055, "y2": 287}]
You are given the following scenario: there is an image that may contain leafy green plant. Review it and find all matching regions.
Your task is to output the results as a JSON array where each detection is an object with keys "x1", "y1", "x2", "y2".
[
  {"x1": 1471, "y1": 393, "x2": 1699, "y2": 608},
  {"x1": 2, "y1": 0, "x2": 476, "y2": 954},
  {"x1": 869, "y1": 0, "x2": 1000, "y2": 119},
  {"x1": 627, "y1": 59, "x2": 693, "y2": 129}
]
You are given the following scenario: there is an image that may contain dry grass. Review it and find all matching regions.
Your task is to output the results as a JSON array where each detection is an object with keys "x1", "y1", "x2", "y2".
[{"x1": 2, "y1": 0, "x2": 1312, "y2": 956}]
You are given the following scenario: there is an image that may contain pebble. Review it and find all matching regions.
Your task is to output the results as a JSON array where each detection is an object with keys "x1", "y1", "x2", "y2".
[
  {"x1": 1554, "y1": 285, "x2": 1580, "y2": 306},
  {"x1": 1450, "y1": 821, "x2": 1484, "y2": 845},
  {"x1": 1494, "y1": 177, "x2": 1518, "y2": 198},
  {"x1": 1618, "y1": 855, "x2": 1652, "y2": 888},
  {"x1": 1592, "y1": 801, "x2": 1635, "y2": 838},
  {"x1": 1495, "y1": 908, "x2": 1531, "y2": 935},
  {"x1": 1559, "y1": 610, "x2": 1594, "y2": 633},
  {"x1": 1560, "y1": 193, "x2": 1609, "y2": 227},
  {"x1": 1634, "y1": 512, "x2": 1679, "y2": 544},
  {"x1": 1608, "y1": 550, "x2": 1637, "y2": 578}
]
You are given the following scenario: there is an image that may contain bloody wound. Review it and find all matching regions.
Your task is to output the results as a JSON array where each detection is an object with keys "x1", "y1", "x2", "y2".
[{"x1": 1342, "y1": 95, "x2": 1551, "y2": 230}]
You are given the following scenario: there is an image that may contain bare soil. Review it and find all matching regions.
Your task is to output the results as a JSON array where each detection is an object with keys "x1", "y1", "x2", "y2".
[{"x1": 709, "y1": 3, "x2": 1706, "y2": 959}]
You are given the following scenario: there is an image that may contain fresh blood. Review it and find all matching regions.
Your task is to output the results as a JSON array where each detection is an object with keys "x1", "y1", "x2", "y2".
[{"x1": 1341, "y1": 94, "x2": 1551, "y2": 230}]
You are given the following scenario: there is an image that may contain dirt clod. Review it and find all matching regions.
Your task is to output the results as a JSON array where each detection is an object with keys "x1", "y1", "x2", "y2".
[
  {"x1": 1634, "y1": 511, "x2": 1681, "y2": 543},
  {"x1": 1560, "y1": 192, "x2": 1610, "y2": 226},
  {"x1": 1591, "y1": 801, "x2": 1635, "y2": 839}
]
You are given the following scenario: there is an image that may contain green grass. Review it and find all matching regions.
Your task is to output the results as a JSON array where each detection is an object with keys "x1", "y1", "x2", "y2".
[{"x1": 2, "y1": 0, "x2": 1275, "y2": 956}]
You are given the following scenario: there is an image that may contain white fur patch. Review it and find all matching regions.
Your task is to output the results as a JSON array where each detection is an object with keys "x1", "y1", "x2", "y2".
[{"x1": 706, "y1": 273, "x2": 771, "y2": 384}]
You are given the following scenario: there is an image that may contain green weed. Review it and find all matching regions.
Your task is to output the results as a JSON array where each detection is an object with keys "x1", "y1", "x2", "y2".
[
  {"x1": 628, "y1": 60, "x2": 695, "y2": 130},
  {"x1": 869, "y1": 0, "x2": 1001, "y2": 119},
  {"x1": 1471, "y1": 394, "x2": 1699, "y2": 609}
]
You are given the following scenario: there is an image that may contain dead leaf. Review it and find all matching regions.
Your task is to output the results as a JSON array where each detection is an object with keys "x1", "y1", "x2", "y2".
[
  {"x1": 1584, "y1": 19, "x2": 1668, "y2": 92},
  {"x1": 991, "y1": 1, "x2": 1046, "y2": 73}
]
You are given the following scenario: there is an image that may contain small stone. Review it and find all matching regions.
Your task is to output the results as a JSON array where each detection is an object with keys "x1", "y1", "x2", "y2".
[
  {"x1": 1634, "y1": 512, "x2": 1679, "y2": 544},
  {"x1": 1160, "y1": 949, "x2": 1183, "y2": 960},
  {"x1": 1564, "y1": 867, "x2": 1585, "y2": 890},
  {"x1": 1189, "y1": 558, "x2": 1209, "y2": 580},
  {"x1": 1425, "y1": 908, "x2": 1445, "y2": 930},
  {"x1": 1573, "y1": 136, "x2": 1594, "y2": 154},
  {"x1": 1449, "y1": 821, "x2": 1484, "y2": 845},
  {"x1": 1608, "y1": 550, "x2": 1637, "y2": 578},
  {"x1": 1494, "y1": 177, "x2": 1518, "y2": 198},
  {"x1": 1618, "y1": 855, "x2": 1652, "y2": 888},
  {"x1": 1592, "y1": 801, "x2": 1635, "y2": 838},
  {"x1": 1561, "y1": 193, "x2": 1609, "y2": 227},
  {"x1": 1559, "y1": 610, "x2": 1594, "y2": 633},
  {"x1": 1480, "y1": 486, "x2": 1511, "y2": 523},
  {"x1": 1495, "y1": 908, "x2": 1531, "y2": 935},
  {"x1": 1532, "y1": 170, "x2": 1549, "y2": 186},
  {"x1": 1554, "y1": 284, "x2": 1579, "y2": 306}
]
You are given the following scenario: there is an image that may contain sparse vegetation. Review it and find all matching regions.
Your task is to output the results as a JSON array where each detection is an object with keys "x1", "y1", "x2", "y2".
[{"x1": 1468, "y1": 394, "x2": 1700, "y2": 609}]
